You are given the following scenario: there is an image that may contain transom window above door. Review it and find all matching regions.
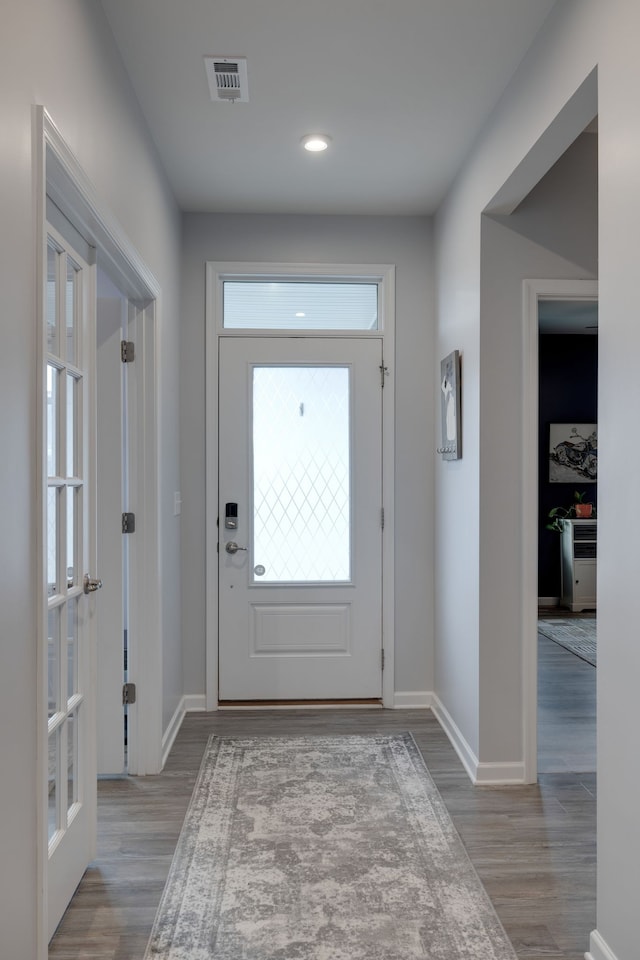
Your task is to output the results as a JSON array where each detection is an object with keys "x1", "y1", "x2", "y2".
[
  {"x1": 223, "y1": 280, "x2": 378, "y2": 331},
  {"x1": 208, "y1": 263, "x2": 394, "y2": 335}
]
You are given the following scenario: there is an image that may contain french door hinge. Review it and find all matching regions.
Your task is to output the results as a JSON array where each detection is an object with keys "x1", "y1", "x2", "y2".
[
  {"x1": 381, "y1": 648, "x2": 385, "y2": 672},
  {"x1": 121, "y1": 340, "x2": 135, "y2": 363},
  {"x1": 380, "y1": 507, "x2": 385, "y2": 530},
  {"x1": 122, "y1": 682, "x2": 136, "y2": 705},
  {"x1": 122, "y1": 512, "x2": 136, "y2": 534},
  {"x1": 379, "y1": 363, "x2": 389, "y2": 388}
]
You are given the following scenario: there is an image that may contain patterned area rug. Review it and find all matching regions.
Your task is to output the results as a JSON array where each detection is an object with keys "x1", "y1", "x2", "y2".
[
  {"x1": 145, "y1": 734, "x2": 517, "y2": 960},
  {"x1": 538, "y1": 618, "x2": 597, "y2": 666}
]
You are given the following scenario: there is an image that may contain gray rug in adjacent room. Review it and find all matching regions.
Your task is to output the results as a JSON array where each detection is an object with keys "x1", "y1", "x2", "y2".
[
  {"x1": 145, "y1": 733, "x2": 517, "y2": 960},
  {"x1": 538, "y1": 618, "x2": 597, "y2": 667}
]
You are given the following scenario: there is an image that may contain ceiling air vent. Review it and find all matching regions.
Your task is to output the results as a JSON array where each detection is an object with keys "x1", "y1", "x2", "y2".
[{"x1": 204, "y1": 56, "x2": 249, "y2": 103}]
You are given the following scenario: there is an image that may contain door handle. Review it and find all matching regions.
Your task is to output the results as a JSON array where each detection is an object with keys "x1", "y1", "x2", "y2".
[
  {"x1": 225, "y1": 541, "x2": 247, "y2": 555},
  {"x1": 83, "y1": 574, "x2": 103, "y2": 594}
]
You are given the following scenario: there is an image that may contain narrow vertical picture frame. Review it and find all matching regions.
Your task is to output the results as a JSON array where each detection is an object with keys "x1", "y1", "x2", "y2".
[{"x1": 439, "y1": 350, "x2": 461, "y2": 460}]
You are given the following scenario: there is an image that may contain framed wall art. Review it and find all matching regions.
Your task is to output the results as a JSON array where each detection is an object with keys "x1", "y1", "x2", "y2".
[
  {"x1": 548, "y1": 422, "x2": 597, "y2": 483},
  {"x1": 438, "y1": 350, "x2": 461, "y2": 461}
]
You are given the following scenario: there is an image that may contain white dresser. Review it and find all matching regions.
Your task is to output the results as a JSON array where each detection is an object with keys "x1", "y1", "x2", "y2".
[{"x1": 560, "y1": 519, "x2": 597, "y2": 611}]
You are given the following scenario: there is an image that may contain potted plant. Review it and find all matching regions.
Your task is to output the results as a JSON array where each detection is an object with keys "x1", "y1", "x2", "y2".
[{"x1": 546, "y1": 490, "x2": 596, "y2": 532}]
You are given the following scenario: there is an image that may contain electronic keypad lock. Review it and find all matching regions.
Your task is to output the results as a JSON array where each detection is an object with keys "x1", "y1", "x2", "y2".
[{"x1": 225, "y1": 502, "x2": 238, "y2": 529}]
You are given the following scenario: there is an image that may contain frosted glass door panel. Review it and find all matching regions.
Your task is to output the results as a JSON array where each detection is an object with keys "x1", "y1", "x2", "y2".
[{"x1": 253, "y1": 366, "x2": 350, "y2": 583}]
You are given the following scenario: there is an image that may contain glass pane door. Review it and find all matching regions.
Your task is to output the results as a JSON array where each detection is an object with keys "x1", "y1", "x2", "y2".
[
  {"x1": 46, "y1": 236, "x2": 85, "y2": 851},
  {"x1": 252, "y1": 366, "x2": 351, "y2": 582},
  {"x1": 44, "y1": 225, "x2": 95, "y2": 938}
]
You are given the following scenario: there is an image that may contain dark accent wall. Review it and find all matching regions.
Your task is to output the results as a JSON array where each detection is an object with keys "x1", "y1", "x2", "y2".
[{"x1": 538, "y1": 334, "x2": 598, "y2": 598}]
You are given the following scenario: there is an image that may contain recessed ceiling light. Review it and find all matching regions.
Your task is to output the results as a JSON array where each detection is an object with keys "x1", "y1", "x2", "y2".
[
  {"x1": 301, "y1": 134, "x2": 331, "y2": 153},
  {"x1": 295, "y1": 312, "x2": 306, "y2": 317}
]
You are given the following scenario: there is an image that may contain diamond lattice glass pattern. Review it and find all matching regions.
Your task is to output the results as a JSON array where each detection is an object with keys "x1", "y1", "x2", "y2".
[{"x1": 253, "y1": 366, "x2": 350, "y2": 582}]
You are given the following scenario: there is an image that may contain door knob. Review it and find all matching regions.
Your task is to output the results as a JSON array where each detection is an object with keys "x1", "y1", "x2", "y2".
[
  {"x1": 83, "y1": 574, "x2": 103, "y2": 594},
  {"x1": 225, "y1": 541, "x2": 247, "y2": 555}
]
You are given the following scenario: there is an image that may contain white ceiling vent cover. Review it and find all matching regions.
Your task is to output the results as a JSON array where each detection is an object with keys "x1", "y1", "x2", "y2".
[{"x1": 204, "y1": 56, "x2": 249, "y2": 103}]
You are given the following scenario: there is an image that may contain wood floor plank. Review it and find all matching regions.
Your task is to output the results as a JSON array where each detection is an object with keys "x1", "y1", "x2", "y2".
[{"x1": 49, "y1": 635, "x2": 596, "y2": 960}]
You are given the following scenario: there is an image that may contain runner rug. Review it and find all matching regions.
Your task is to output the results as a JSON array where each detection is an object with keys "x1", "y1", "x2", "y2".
[
  {"x1": 538, "y1": 618, "x2": 597, "y2": 667},
  {"x1": 144, "y1": 734, "x2": 517, "y2": 960}
]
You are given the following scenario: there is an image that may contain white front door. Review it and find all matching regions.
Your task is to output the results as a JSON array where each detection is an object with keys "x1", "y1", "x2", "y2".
[
  {"x1": 218, "y1": 337, "x2": 383, "y2": 701},
  {"x1": 44, "y1": 225, "x2": 98, "y2": 938}
]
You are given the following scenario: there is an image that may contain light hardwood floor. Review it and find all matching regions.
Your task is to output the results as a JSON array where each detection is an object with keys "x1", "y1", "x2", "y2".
[{"x1": 49, "y1": 635, "x2": 596, "y2": 960}]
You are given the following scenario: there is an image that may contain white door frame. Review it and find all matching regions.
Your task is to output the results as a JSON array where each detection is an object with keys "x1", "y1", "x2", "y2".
[
  {"x1": 205, "y1": 261, "x2": 396, "y2": 709},
  {"x1": 521, "y1": 277, "x2": 599, "y2": 783},
  {"x1": 35, "y1": 107, "x2": 162, "y2": 956}
]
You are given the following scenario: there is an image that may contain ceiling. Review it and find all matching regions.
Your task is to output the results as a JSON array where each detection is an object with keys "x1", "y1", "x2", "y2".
[{"x1": 100, "y1": 0, "x2": 558, "y2": 216}]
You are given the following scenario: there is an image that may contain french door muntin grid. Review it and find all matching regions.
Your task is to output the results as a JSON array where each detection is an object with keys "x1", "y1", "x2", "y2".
[{"x1": 46, "y1": 231, "x2": 86, "y2": 851}]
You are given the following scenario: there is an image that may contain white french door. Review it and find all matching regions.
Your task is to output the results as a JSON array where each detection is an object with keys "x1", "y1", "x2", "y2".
[
  {"x1": 218, "y1": 337, "x2": 383, "y2": 701},
  {"x1": 44, "y1": 224, "x2": 98, "y2": 938}
]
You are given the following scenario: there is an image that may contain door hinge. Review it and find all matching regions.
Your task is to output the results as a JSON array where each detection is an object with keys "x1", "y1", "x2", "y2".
[
  {"x1": 380, "y1": 507, "x2": 385, "y2": 530},
  {"x1": 379, "y1": 363, "x2": 389, "y2": 388},
  {"x1": 381, "y1": 648, "x2": 385, "y2": 672},
  {"x1": 122, "y1": 512, "x2": 136, "y2": 534},
  {"x1": 121, "y1": 340, "x2": 135, "y2": 363},
  {"x1": 122, "y1": 682, "x2": 136, "y2": 705}
]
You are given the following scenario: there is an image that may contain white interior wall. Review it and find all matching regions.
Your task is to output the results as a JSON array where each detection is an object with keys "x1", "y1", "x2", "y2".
[
  {"x1": 0, "y1": 2, "x2": 182, "y2": 953},
  {"x1": 180, "y1": 213, "x2": 434, "y2": 699},
  {"x1": 479, "y1": 131, "x2": 598, "y2": 764},
  {"x1": 594, "y1": 7, "x2": 640, "y2": 957},
  {"x1": 435, "y1": 1, "x2": 639, "y2": 956},
  {"x1": 478, "y1": 217, "x2": 596, "y2": 763},
  {"x1": 434, "y1": 11, "x2": 599, "y2": 771},
  {"x1": 496, "y1": 131, "x2": 598, "y2": 273}
]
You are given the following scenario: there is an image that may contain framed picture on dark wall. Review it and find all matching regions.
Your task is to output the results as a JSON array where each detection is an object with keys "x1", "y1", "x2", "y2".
[
  {"x1": 548, "y1": 423, "x2": 597, "y2": 483},
  {"x1": 438, "y1": 350, "x2": 461, "y2": 460}
]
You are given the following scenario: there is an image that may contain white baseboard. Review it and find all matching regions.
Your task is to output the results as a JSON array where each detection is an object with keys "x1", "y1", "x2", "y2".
[
  {"x1": 585, "y1": 930, "x2": 620, "y2": 960},
  {"x1": 538, "y1": 596, "x2": 560, "y2": 607},
  {"x1": 475, "y1": 761, "x2": 526, "y2": 785},
  {"x1": 183, "y1": 694, "x2": 207, "y2": 712},
  {"x1": 161, "y1": 694, "x2": 207, "y2": 768},
  {"x1": 430, "y1": 694, "x2": 526, "y2": 785},
  {"x1": 164, "y1": 691, "x2": 525, "y2": 784},
  {"x1": 392, "y1": 691, "x2": 433, "y2": 709},
  {"x1": 430, "y1": 694, "x2": 479, "y2": 782},
  {"x1": 161, "y1": 697, "x2": 186, "y2": 768}
]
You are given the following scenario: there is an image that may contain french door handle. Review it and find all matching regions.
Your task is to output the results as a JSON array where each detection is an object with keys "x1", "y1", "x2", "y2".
[
  {"x1": 83, "y1": 574, "x2": 103, "y2": 594},
  {"x1": 225, "y1": 541, "x2": 247, "y2": 555}
]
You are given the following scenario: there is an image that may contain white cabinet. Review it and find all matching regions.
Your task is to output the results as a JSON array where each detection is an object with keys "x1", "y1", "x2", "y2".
[{"x1": 560, "y1": 519, "x2": 597, "y2": 611}]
